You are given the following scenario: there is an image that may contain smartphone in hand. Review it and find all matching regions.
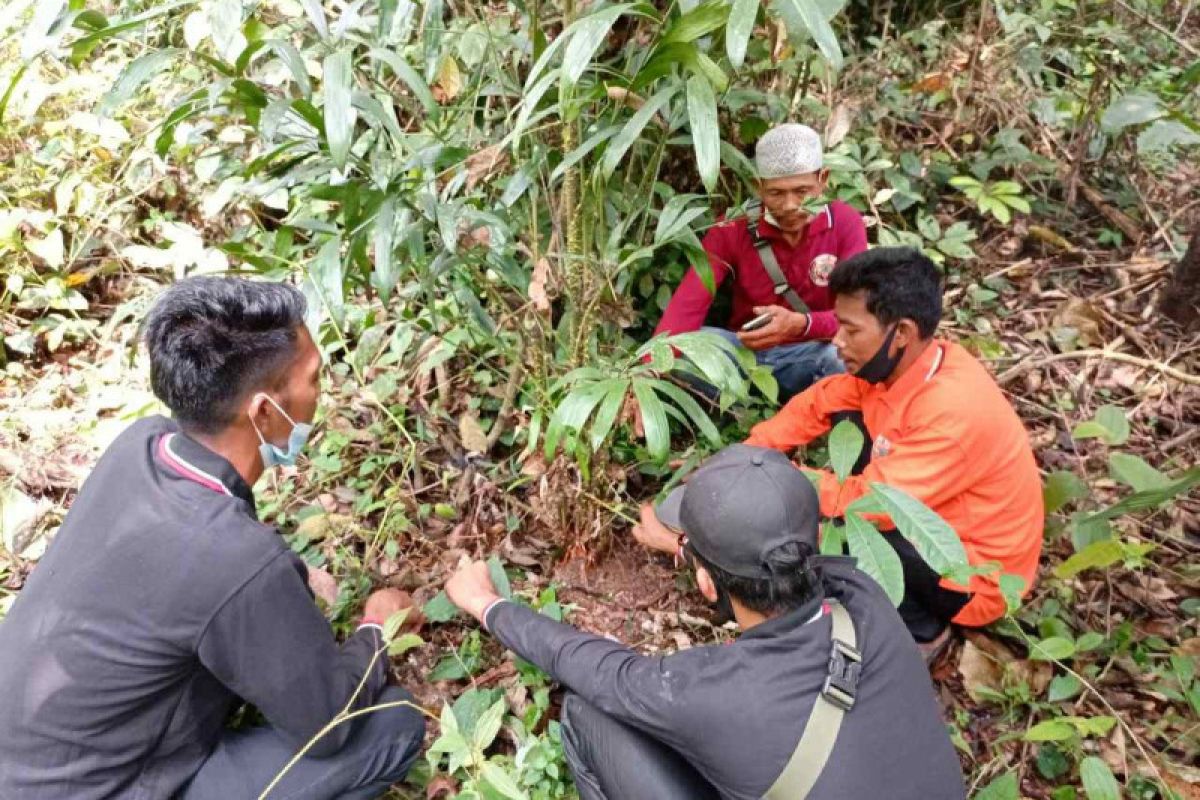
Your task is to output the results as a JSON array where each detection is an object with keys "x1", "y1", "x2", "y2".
[{"x1": 741, "y1": 312, "x2": 774, "y2": 332}]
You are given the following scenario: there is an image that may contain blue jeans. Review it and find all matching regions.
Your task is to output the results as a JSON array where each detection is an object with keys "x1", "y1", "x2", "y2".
[
  {"x1": 701, "y1": 326, "x2": 844, "y2": 402},
  {"x1": 180, "y1": 687, "x2": 424, "y2": 800}
]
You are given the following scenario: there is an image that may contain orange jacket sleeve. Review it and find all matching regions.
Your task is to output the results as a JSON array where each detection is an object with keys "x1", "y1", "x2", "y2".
[{"x1": 744, "y1": 375, "x2": 866, "y2": 451}]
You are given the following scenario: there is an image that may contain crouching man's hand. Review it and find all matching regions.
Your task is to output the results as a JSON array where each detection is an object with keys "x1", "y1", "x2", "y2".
[
  {"x1": 631, "y1": 503, "x2": 681, "y2": 556},
  {"x1": 445, "y1": 558, "x2": 503, "y2": 625}
]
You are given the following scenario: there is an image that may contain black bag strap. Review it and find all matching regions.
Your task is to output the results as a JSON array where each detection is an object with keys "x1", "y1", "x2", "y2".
[{"x1": 748, "y1": 203, "x2": 809, "y2": 314}]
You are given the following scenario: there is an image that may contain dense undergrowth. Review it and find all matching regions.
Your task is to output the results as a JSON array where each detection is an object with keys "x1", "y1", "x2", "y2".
[{"x1": 1, "y1": 0, "x2": 1198, "y2": 798}]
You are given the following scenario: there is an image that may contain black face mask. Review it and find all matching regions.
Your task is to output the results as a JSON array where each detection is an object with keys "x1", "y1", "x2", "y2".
[{"x1": 854, "y1": 324, "x2": 905, "y2": 384}]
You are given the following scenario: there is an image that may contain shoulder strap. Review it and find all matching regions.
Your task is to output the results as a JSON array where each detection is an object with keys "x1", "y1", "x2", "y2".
[
  {"x1": 748, "y1": 208, "x2": 810, "y2": 314},
  {"x1": 763, "y1": 601, "x2": 860, "y2": 800}
]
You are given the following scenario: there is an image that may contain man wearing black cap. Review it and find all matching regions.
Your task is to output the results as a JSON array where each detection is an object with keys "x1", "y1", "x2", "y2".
[{"x1": 445, "y1": 445, "x2": 965, "y2": 800}]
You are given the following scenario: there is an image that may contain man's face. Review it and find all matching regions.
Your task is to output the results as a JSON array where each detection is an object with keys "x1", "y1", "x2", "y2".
[
  {"x1": 283, "y1": 326, "x2": 323, "y2": 425},
  {"x1": 757, "y1": 171, "x2": 828, "y2": 233},
  {"x1": 256, "y1": 326, "x2": 322, "y2": 444},
  {"x1": 831, "y1": 291, "x2": 889, "y2": 375}
]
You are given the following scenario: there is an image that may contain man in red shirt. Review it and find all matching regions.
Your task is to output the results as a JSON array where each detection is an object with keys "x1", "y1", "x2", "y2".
[{"x1": 655, "y1": 123, "x2": 869, "y2": 400}]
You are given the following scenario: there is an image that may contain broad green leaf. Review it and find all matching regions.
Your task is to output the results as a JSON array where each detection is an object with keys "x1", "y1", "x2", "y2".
[
  {"x1": 551, "y1": 124, "x2": 620, "y2": 181},
  {"x1": 1137, "y1": 119, "x2": 1200, "y2": 152},
  {"x1": 974, "y1": 772, "x2": 1019, "y2": 800},
  {"x1": 1072, "y1": 405, "x2": 1129, "y2": 445},
  {"x1": 263, "y1": 40, "x2": 311, "y2": 97},
  {"x1": 299, "y1": 0, "x2": 329, "y2": 38},
  {"x1": 662, "y1": 0, "x2": 730, "y2": 44},
  {"x1": 1079, "y1": 756, "x2": 1122, "y2": 800},
  {"x1": 1100, "y1": 91, "x2": 1164, "y2": 132},
  {"x1": 844, "y1": 515, "x2": 904, "y2": 606},
  {"x1": 1055, "y1": 538, "x2": 1123, "y2": 579},
  {"x1": 1029, "y1": 636, "x2": 1076, "y2": 661},
  {"x1": 685, "y1": 75, "x2": 720, "y2": 193},
  {"x1": 1069, "y1": 512, "x2": 1112, "y2": 551},
  {"x1": 588, "y1": 379, "x2": 630, "y2": 451},
  {"x1": 372, "y1": 197, "x2": 398, "y2": 302},
  {"x1": 472, "y1": 698, "x2": 506, "y2": 751},
  {"x1": 486, "y1": 555, "x2": 512, "y2": 600},
  {"x1": 481, "y1": 761, "x2": 529, "y2": 800},
  {"x1": 845, "y1": 493, "x2": 884, "y2": 515},
  {"x1": 381, "y1": 607, "x2": 412, "y2": 641},
  {"x1": 309, "y1": 235, "x2": 344, "y2": 324},
  {"x1": 371, "y1": 48, "x2": 436, "y2": 115},
  {"x1": 726, "y1": 0, "x2": 759, "y2": 68},
  {"x1": 1107, "y1": 452, "x2": 1168, "y2": 492},
  {"x1": 632, "y1": 380, "x2": 670, "y2": 462},
  {"x1": 1083, "y1": 466, "x2": 1200, "y2": 522},
  {"x1": 602, "y1": 86, "x2": 676, "y2": 179},
  {"x1": 1047, "y1": 673, "x2": 1083, "y2": 702},
  {"x1": 323, "y1": 49, "x2": 356, "y2": 170},
  {"x1": 999, "y1": 573, "x2": 1027, "y2": 614},
  {"x1": 555, "y1": 381, "x2": 611, "y2": 433},
  {"x1": 99, "y1": 48, "x2": 182, "y2": 116},
  {"x1": 668, "y1": 331, "x2": 742, "y2": 393},
  {"x1": 1025, "y1": 718, "x2": 1076, "y2": 742},
  {"x1": 828, "y1": 419, "x2": 865, "y2": 482},
  {"x1": 388, "y1": 633, "x2": 423, "y2": 656},
  {"x1": 1043, "y1": 470, "x2": 1089, "y2": 514},
  {"x1": 748, "y1": 364, "x2": 779, "y2": 403},
  {"x1": 422, "y1": 590, "x2": 459, "y2": 623},
  {"x1": 562, "y1": 5, "x2": 630, "y2": 86},
  {"x1": 652, "y1": 379, "x2": 722, "y2": 446},
  {"x1": 820, "y1": 520, "x2": 845, "y2": 556},
  {"x1": 868, "y1": 483, "x2": 967, "y2": 575},
  {"x1": 773, "y1": 0, "x2": 843, "y2": 71}
]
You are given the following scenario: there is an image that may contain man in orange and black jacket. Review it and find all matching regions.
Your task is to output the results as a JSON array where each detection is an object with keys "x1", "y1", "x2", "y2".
[{"x1": 638, "y1": 247, "x2": 1044, "y2": 651}]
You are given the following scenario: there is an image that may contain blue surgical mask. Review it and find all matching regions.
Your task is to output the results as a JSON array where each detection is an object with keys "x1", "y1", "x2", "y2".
[{"x1": 250, "y1": 394, "x2": 313, "y2": 468}]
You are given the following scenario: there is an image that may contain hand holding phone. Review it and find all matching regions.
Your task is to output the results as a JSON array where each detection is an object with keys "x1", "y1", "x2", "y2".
[{"x1": 741, "y1": 311, "x2": 774, "y2": 332}]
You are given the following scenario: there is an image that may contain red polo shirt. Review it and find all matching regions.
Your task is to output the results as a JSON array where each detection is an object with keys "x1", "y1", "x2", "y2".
[{"x1": 654, "y1": 201, "x2": 868, "y2": 341}]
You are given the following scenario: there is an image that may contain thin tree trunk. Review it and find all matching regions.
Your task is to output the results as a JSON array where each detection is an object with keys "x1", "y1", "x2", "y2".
[{"x1": 1158, "y1": 226, "x2": 1200, "y2": 332}]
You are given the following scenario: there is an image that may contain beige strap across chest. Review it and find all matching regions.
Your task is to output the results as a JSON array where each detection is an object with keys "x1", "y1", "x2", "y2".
[{"x1": 763, "y1": 601, "x2": 860, "y2": 799}]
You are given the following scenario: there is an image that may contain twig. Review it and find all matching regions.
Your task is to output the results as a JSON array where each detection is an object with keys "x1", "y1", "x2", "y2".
[
  {"x1": 1129, "y1": 177, "x2": 1182, "y2": 257},
  {"x1": 1114, "y1": 0, "x2": 1199, "y2": 55},
  {"x1": 995, "y1": 348, "x2": 1200, "y2": 386},
  {"x1": 485, "y1": 343, "x2": 527, "y2": 451}
]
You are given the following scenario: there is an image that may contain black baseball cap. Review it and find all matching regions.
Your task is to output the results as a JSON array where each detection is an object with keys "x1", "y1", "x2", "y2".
[{"x1": 655, "y1": 444, "x2": 820, "y2": 579}]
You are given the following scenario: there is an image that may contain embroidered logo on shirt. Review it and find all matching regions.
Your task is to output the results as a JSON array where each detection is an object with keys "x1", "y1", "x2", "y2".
[
  {"x1": 872, "y1": 434, "x2": 893, "y2": 459},
  {"x1": 810, "y1": 253, "x2": 838, "y2": 286}
]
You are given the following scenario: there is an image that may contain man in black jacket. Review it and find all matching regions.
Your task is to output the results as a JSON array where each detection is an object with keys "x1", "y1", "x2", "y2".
[
  {"x1": 446, "y1": 444, "x2": 966, "y2": 800},
  {"x1": 0, "y1": 278, "x2": 424, "y2": 799}
]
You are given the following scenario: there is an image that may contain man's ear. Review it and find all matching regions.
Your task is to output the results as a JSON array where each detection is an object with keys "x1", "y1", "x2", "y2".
[
  {"x1": 246, "y1": 392, "x2": 271, "y2": 434},
  {"x1": 894, "y1": 318, "x2": 921, "y2": 351},
  {"x1": 816, "y1": 169, "x2": 830, "y2": 192},
  {"x1": 695, "y1": 566, "x2": 719, "y2": 604}
]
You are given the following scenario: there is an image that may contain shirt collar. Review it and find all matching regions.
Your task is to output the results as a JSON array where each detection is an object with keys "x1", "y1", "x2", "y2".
[
  {"x1": 737, "y1": 586, "x2": 827, "y2": 641},
  {"x1": 156, "y1": 430, "x2": 256, "y2": 511},
  {"x1": 878, "y1": 338, "x2": 946, "y2": 403}
]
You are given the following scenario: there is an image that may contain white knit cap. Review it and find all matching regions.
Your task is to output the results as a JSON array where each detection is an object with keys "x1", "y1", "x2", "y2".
[{"x1": 755, "y1": 123, "x2": 823, "y2": 179}]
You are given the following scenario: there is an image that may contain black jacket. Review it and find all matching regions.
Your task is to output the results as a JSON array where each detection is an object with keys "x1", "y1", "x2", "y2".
[
  {"x1": 0, "y1": 416, "x2": 386, "y2": 799},
  {"x1": 484, "y1": 558, "x2": 966, "y2": 799}
]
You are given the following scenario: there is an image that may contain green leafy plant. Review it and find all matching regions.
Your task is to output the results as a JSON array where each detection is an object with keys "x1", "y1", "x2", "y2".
[
  {"x1": 947, "y1": 176, "x2": 1031, "y2": 225},
  {"x1": 816, "y1": 420, "x2": 992, "y2": 607}
]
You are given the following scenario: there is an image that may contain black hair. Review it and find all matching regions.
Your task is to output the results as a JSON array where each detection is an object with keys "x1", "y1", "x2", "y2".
[
  {"x1": 143, "y1": 277, "x2": 307, "y2": 434},
  {"x1": 828, "y1": 247, "x2": 943, "y2": 339},
  {"x1": 688, "y1": 541, "x2": 820, "y2": 616}
]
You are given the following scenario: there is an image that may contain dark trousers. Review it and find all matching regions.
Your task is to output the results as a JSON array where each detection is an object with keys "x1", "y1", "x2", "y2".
[
  {"x1": 561, "y1": 694, "x2": 720, "y2": 800},
  {"x1": 180, "y1": 687, "x2": 425, "y2": 800},
  {"x1": 831, "y1": 411, "x2": 970, "y2": 643}
]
